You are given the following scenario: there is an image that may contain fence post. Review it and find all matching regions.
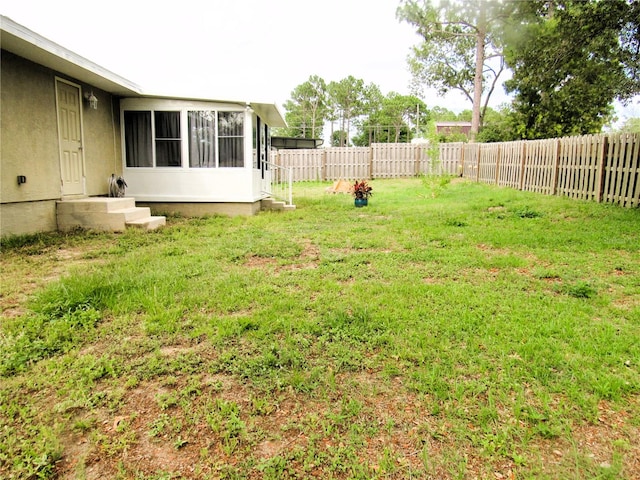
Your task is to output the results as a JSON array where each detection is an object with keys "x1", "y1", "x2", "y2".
[
  {"x1": 519, "y1": 141, "x2": 527, "y2": 191},
  {"x1": 595, "y1": 135, "x2": 609, "y2": 203},
  {"x1": 476, "y1": 143, "x2": 481, "y2": 183},
  {"x1": 551, "y1": 138, "x2": 561, "y2": 196},
  {"x1": 322, "y1": 149, "x2": 327, "y2": 181},
  {"x1": 368, "y1": 145, "x2": 374, "y2": 180},
  {"x1": 495, "y1": 144, "x2": 502, "y2": 185},
  {"x1": 414, "y1": 143, "x2": 421, "y2": 176},
  {"x1": 459, "y1": 143, "x2": 465, "y2": 177}
]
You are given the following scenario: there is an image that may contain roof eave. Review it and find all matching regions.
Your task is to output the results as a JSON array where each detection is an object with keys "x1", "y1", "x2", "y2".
[
  {"x1": 250, "y1": 102, "x2": 287, "y2": 128},
  {"x1": 1, "y1": 15, "x2": 143, "y2": 96},
  {"x1": 130, "y1": 94, "x2": 287, "y2": 128},
  {"x1": 1, "y1": 15, "x2": 286, "y2": 126}
]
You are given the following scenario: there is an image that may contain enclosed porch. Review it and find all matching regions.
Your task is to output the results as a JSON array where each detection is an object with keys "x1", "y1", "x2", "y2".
[{"x1": 119, "y1": 97, "x2": 293, "y2": 216}]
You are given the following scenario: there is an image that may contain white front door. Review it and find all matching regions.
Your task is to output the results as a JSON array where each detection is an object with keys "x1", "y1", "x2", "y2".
[{"x1": 56, "y1": 79, "x2": 85, "y2": 196}]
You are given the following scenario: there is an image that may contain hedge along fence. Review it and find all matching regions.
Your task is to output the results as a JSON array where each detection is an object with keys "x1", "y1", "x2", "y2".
[
  {"x1": 457, "y1": 133, "x2": 639, "y2": 207},
  {"x1": 271, "y1": 143, "x2": 459, "y2": 182}
]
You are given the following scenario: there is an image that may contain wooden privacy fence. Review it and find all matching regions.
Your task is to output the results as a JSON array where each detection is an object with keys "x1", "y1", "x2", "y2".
[
  {"x1": 271, "y1": 143, "x2": 459, "y2": 181},
  {"x1": 270, "y1": 134, "x2": 639, "y2": 207},
  {"x1": 455, "y1": 133, "x2": 639, "y2": 207}
]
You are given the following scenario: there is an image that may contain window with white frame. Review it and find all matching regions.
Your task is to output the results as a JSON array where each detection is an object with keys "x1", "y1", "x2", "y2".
[
  {"x1": 188, "y1": 111, "x2": 216, "y2": 168},
  {"x1": 124, "y1": 108, "x2": 245, "y2": 168},
  {"x1": 155, "y1": 111, "x2": 181, "y2": 167},
  {"x1": 217, "y1": 112, "x2": 244, "y2": 168},
  {"x1": 124, "y1": 111, "x2": 153, "y2": 167}
]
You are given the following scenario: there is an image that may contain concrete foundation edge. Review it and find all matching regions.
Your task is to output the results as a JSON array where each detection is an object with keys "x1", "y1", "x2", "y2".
[{"x1": 137, "y1": 201, "x2": 262, "y2": 217}]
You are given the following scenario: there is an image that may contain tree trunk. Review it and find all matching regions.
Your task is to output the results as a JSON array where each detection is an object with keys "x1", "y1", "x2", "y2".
[
  {"x1": 471, "y1": 6, "x2": 486, "y2": 143},
  {"x1": 311, "y1": 109, "x2": 317, "y2": 138},
  {"x1": 344, "y1": 117, "x2": 351, "y2": 147}
]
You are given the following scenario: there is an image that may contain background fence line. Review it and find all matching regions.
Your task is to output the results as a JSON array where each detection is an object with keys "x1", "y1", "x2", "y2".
[
  {"x1": 271, "y1": 133, "x2": 639, "y2": 207},
  {"x1": 272, "y1": 143, "x2": 459, "y2": 182}
]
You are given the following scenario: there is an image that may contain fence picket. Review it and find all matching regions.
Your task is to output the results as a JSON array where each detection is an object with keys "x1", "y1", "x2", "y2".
[
  {"x1": 623, "y1": 134, "x2": 640, "y2": 207},
  {"x1": 617, "y1": 134, "x2": 629, "y2": 204}
]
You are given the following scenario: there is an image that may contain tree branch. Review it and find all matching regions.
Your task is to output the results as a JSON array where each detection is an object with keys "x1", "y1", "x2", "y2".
[{"x1": 482, "y1": 59, "x2": 506, "y2": 122}]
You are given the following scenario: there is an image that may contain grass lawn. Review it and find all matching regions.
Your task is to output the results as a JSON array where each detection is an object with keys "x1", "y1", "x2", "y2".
[{"x1": 1, "y1": 178, "x2": 639, "y2": 479}]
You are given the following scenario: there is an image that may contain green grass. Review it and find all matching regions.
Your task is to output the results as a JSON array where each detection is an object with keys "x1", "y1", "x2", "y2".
[{"x1": 1, "y1": 178, "x2": 639, "y2": 479}]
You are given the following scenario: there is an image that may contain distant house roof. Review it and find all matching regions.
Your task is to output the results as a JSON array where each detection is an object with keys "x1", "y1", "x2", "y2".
[
  {"x1": 435, "y1": 121, "x2": 472, "y2": 135},
  {"x1": 0, "y1": 15, "x2": 286, "y2": 127}
]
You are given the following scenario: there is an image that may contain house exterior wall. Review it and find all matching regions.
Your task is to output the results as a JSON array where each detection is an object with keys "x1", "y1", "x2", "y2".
[
  {"x1": 83, "y1": 94, "x2": 123, "y2": 195},
  {"x1": 0, "y1": 50, "x2": 122, "y2": 237}
]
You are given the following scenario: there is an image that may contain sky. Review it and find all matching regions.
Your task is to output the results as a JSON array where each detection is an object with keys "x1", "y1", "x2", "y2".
[{"x1": 2, "y1": 0, "x2": 638, "y2": 124}]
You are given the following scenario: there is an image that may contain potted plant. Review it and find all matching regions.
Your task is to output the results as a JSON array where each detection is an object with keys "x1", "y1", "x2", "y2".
[{"x1": 351, "y1": 180, "x2": 373, "y2": 207}]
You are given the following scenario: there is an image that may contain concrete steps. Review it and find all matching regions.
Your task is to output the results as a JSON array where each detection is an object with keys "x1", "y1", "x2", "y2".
[
  {"x1": 57, "y1": 197, "x2": 166, "y2": 232},
  {"x1": 261, "y1": 198, "x2": 296, "y2": 212}
]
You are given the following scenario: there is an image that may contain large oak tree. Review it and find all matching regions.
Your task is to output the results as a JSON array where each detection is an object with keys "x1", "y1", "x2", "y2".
[{"x1": 504, "y1": 0, "x2": 640, "y2": 139}]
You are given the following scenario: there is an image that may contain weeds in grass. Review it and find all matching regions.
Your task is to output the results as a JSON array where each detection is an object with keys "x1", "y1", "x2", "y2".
[
  {"x1": 563, "y1": 280, "x2": 597, "y2": 298},
  {"x1": 513, "y1": 205, "x2": 543, "y2": 218},
  {"x1": 419, "y1": 173, "x2": 453, "y2": 198}
]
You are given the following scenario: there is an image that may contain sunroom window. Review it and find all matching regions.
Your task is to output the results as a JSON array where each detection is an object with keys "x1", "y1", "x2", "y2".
[
  {"x1": 218, "y1": 112, "x2": 244, "y2": 167},
  {"x1": 124, "y1": 111, "x2": 152, "y2": 167},
  {"x1": 155, "y1": 112, "x2": 181, "y2": 167},
  {"x1": 189, "y1": 111, "x2": 216, "y2": 168},
  {"x1": 125, "y1": 108, "x2": 246, "y2": 168},
  {"x1": 124, "y1": 110, "x2": 181, "y2": 168}
]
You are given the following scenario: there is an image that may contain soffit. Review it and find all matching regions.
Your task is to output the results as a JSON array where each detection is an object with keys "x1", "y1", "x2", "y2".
[{"x1": 250, "y1": 102, "x2": 287, "y2": 128}]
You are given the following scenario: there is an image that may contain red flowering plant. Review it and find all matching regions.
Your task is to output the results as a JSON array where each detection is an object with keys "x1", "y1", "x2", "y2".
[{"x1": 351, "y1": 180, "x2": 373, "y2": 199}]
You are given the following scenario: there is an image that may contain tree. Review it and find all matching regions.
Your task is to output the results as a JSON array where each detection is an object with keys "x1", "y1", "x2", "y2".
[
  {"x1": 430, "y1": 106, "x2": 458, "y2": 121},
  {"x1": 327, "y1": 76, "x2": 376, "y2": 147},
  {"x1": 353, "y1": 93, "x2": 428, "y2": 145},
  {"x1": 331, "y1": 130, "x2": 349, "y2": 147},
  {"x1": 618, "y1": 117, "x2": 640, "y2": 134},
  {"x1": 397, "y1": 0, "x2": 507, "y2": 141},
  {"x1": 280, "y1": 75, "x2": 329, "y2": 139},
  {"x1": 504, "y1": 0, "x2": 640, "y2": 139},
  {"x1": 476, "y1": 105, "x2": 518, "y2": 142}
]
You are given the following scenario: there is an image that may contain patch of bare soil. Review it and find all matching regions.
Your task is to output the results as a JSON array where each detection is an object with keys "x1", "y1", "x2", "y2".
[
  {"x1": 530, "y1": 399, "x2": 640, "y2": 477},
  {"x1": 50, "y1": 368, "x2": 421, "y2": 478},
  {"x1": 47, "y1": 352, "x2": 640, "y2": 480},
  {"x1": 244, "y1": 239, "x2": 320, "y2": 273}
]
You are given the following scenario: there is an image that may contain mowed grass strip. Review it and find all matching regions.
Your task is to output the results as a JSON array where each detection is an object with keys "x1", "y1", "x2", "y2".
[{"x1": 1, "y1": 178, "x2": 639, "y2": 479}]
